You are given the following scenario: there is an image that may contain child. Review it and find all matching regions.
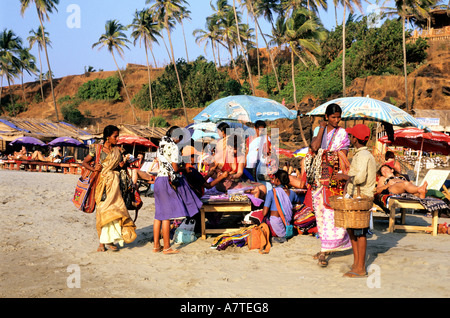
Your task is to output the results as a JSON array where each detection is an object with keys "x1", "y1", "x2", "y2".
[{"x1": 335, "y1": 124, "x2": 377, "y2": 278}]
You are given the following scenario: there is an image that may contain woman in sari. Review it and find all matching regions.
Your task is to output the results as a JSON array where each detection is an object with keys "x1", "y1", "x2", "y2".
[
  {"x1": 308, "y1": 103, "x2": 352, "y2": 267},
  {"x1": 263, "y1": 170, "x2": 302, "y2": 242},
  {"x1": 82, "y1": 125, "x2": 137, "y2": 252}
]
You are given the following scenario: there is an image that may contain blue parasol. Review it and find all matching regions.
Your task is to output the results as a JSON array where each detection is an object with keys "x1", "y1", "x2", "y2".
[
  {"x1": 193, "y1": 95, "x2": 297, "y2": 123},
  {"x1": 306, "y1": 96, "x2": 428, "y2": 130}
]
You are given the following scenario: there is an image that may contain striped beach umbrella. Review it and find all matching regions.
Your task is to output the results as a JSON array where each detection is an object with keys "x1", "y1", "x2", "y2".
[
  {"x1": 193, "y1": 95, "x2": 297, "y2": 123},
  {"x1": 306, "y1": 96, "x2": 428, "y2": 130}
]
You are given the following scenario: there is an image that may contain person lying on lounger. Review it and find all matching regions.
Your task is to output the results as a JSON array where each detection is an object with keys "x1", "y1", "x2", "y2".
[
  {"x1": 30, "y1": 148, "x2": 61, "y2": 162},
  {"x1": 376, "y1": 164, "x2": 428, "y2": 199},
  {"x1": 8, "y1": 146, "x2": 29, "y2": 160}
]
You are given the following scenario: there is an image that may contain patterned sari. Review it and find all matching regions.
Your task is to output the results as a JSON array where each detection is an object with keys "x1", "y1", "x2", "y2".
[
  {"x1": 307, "y1": 127, "x2": 351, "y2": 252},
  {"x1": 94, "y1": 146, "x2": 136, "y2": 246}
]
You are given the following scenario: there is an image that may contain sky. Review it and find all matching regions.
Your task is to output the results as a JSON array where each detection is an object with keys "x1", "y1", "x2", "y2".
[{"x1": 1, "y1": 0, "x2": 382, "y2": 85}]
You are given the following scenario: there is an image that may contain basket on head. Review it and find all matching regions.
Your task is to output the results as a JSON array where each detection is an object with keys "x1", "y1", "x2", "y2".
[{"x1": 329, "y1": 181, "x2": 373, "y2": 229}]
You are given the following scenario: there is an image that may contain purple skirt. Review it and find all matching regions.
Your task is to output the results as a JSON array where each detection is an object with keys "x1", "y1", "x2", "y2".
[{"x1": 154, "y1": 176, "x2": 203, "y2": 221}]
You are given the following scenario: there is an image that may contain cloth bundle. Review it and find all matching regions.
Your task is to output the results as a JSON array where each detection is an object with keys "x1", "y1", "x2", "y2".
[{"x1": 293, "y1": 204, "x2": 317, "y2": 235}]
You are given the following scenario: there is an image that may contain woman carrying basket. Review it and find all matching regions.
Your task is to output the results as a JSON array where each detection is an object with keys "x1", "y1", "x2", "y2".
[
  {"x1": 308, "y1": 104, "x2": 352, "y2": 267},
  {"x1": 335, "y1": 124, "x2": 377, "y2": 278}
]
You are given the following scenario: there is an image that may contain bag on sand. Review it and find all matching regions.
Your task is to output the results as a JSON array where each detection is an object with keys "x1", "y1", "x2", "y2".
[
  {"x1": 173, "y1": 218, "x2": 197, "y2": 244},
  {"x1": 247, "y1": 223, "x2": 271, "y2": 254},
  {"x1": 72, "y1": 145, "x2": 102, "y2": 213}
]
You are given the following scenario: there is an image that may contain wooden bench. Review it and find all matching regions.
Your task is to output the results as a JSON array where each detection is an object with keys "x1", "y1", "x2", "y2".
[
  {"x1": 200, "y1": 200, "x2": 252, "y2": 240},
  {"x1": 0, "y1": 160, "x2": 80, "y2": 174},
  {"x1": 373, "y1": 199, "x2": 439, "y2": 236}
]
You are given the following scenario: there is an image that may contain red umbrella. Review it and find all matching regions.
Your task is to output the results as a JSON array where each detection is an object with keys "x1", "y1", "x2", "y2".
[
  {"x1": 117, "y1": 135, "x2": 157, "y2": 148},
  {"x1": 379, "y1": 128, "x2": 450, "y2": 155}
]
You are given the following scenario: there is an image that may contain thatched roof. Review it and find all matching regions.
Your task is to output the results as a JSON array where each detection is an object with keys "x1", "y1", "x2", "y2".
[
  {"x1": 118, "y1": 124, "x2": 168, "y2": 140},
  {"x1": 0, "y1": 117, "x2": 95, "y2": 142}
]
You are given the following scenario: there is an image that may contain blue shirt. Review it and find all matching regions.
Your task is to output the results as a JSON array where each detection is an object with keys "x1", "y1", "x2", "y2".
[{"x1": 264, "y1": 186, "x2": 301, "y2": 211}]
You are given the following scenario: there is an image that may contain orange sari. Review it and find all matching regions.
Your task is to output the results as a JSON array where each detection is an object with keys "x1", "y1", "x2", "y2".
[{"x1": 94, "y1": 147, "x2": 136, "y2": 244}]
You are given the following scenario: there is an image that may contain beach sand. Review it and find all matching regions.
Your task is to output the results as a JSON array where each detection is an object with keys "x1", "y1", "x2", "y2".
[{"x1": 1, "y1": 169, "x2": 449, "y2": 298}]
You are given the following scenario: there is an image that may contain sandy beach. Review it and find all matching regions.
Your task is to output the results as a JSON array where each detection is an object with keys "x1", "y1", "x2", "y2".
[{"x1": 1, "y1": 169, "x2": 449, "y2": 299}]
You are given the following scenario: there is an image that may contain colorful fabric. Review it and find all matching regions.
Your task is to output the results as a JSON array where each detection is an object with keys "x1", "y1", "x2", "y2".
[
  {"x1": 94, "y1": 147, "x2": 136, "y2": 244},
  {"x1": 211, "y1": 227, "x2": 252, "y2": 250},
  {"x1": 311, "y1": 127, "x2": 351, "y2": 252},
  {"x1": 374, "y1": 193, "x2": 449, "y2": 212}
]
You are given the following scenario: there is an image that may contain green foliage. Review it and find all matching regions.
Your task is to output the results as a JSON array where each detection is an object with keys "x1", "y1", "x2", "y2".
[
  {"x1": 148, "y1": 115, "x2": 169, "y2": 127},
  {"x1": 276, "y1": 17, "x2": 429, "y2": 103},
  {"x1": 132, "y1": 57, "x2": 237, "y2": 110},
  {"x1": 76, "y1": 76, "x2": 122, "y2": 101},
  {"x1": 278, "y1": 60, "x2": 343, "y2": 104},
  {"x1": 59, "y1": 96, "x2": 86, "y2": 125}
]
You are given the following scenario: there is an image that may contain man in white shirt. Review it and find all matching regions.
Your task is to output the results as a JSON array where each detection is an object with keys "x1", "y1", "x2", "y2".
[{"x1": 246, "y1": 120, "x2": 268, "y2": 180}]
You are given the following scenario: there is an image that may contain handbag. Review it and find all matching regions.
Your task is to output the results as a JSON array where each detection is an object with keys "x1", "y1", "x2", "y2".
[
  {"x1": 119, "y1": 169, "x2": 143, "y2": 211},
  {"x1": 273, "y1": 189, "x2": 294, "y2": 239},
  {"x1": 72, "y1": 145, "x2": 102, "y2": 213}
]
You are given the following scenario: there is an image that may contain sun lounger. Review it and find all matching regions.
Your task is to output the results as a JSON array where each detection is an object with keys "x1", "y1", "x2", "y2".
[{"x1": 373, "y1": 169, "x2": 450, "y2": 236}]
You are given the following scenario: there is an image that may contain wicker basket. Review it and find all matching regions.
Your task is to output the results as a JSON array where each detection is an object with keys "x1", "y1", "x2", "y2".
[{"x1": 329, "y1": 183, "x2": 373, "y2": 229}]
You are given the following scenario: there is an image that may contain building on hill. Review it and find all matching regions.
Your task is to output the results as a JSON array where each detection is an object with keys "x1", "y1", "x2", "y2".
[{"x1": 411, "y1": 8, "x2": 450, "y2": 40}]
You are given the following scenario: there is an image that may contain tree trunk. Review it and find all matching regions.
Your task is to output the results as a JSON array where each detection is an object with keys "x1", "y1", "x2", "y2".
[
  {"x1": 180, "y1": 20, "x2": 189, "y2": 63},
  {"x1": 254, "y1": 16, "x2": 260, "y2": 78},
  {"x1": 342, "y1": 3, "x2": 347, "y2": 97},
  {"x1": 402, "y1": 15, "x2": 409, "y2": 112},
  {"x1": 227, "y1": 38, "x2": 240, "y2": 81},
  {"x1": 112, "y1": 52, "x2": 137, "y2": 123},
  {"x1": 249, "y1": 1, "x2": 281, "y2": 92},
  {"x1": 37, "y1": 8, "x2": 59, "y2": 121},
  {"x1": 233, "y1": 0, "x2": 255, "y2": 95},
  {"x1": 21, "y1": 72, "x2": 27, "y2": 104},
  {"x1": 150, "y1": 46, "x2": 158, "y2": 68},
  {"x1": 144, "y1": 39, "x2": 155, "y2": 117},
  {"x1": 166, "y1": 26, "x2": 189, "y2": 126},
  {"x1": 291, "y1": 49, "x2": 308, "y2": 147},
  {"x1": 37, "y1": 48, "x2": 44, "y2": 102},
  {"x1": 211, "y1": 40, "x2": 218, "y2": 70}
]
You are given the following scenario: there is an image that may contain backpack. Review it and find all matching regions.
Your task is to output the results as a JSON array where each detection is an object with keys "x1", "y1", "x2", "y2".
[{"x1": 247, "y1": 223, "x2": 271, "y2": 254}]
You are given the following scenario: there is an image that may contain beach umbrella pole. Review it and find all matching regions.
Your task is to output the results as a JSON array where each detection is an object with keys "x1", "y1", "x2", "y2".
[{"x1": 415, "y1": 138, "x2": 424, "y2": 185}]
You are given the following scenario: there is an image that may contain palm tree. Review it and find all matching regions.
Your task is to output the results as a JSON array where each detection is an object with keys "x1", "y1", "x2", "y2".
[
  {"x1": 210, "y1": 0, "x2": 240, "y2": 80},
  {"x1": 284, "y1": 9, "x2": 326, "y2": 147},
  {"x1": 176, "y1": 6, "x2": 192, "y2": 63},
  {"x1": 339, "y1": 0, "x2": 363, "y2": 97},
  {"x1": 0, "y1": 29, "x2": 23, "y2": 107},
  {"x1": 92, "y1": 19, "x2": 137, "y2": 123},
  {"x1": 246, "y1": 0, "x2": 282, "y2": 92},
  {"x1": 19, "y1": 47, "x2": 38, "y2": 104},
  {"x1": 232, "y1": 0, "x2": 255, "y2": 94},
  {"x1": 382, "y1": 0, "x2": 435, "y2": 112},
  {"x1": 255, "y1": 0, "x2": 282, "y2": 30},
  {"x1": 129, "y1": 9, "x2": 161, "y2": 117},
  {"x1": 193, "y1": 20, "x2": 221, "y2": 69},
  {"x1": 148, "y1": 0, "x2": 189, "y2": 126},
  {"x1": 27, "y1": 26, "x2": 50, "y2": 102},
  {"x1": 282, "y1": 0, "x2": 328, "y2": 16},
  {"x1": 20, "y1": 0, "x2": 60, "y2": 121}
]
